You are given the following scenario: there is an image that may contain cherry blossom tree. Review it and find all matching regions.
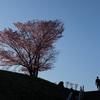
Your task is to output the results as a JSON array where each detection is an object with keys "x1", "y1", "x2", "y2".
[
  {"x1": 74, "y1": 84, "x2": 78, "y2": 90},
  {"x1": 0, "y1": 20, "x2": 64, "y2": 77},
  {"x1": 66, "y1": 81, "x2": 70, "y2": 88},
  {"x1": 70, "y1": 83, "x2": 74, "y2": 89}
]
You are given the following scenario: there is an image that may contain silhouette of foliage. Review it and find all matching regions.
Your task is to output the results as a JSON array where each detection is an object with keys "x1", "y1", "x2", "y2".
[{"x1": 58, "y1": 81, "x2": 64, "y2": 87}]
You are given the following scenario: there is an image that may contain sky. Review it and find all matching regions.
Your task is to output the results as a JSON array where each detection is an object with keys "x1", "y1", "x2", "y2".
[{"x1": 0, "y1": 0, "x2": 100, "y2": 91}]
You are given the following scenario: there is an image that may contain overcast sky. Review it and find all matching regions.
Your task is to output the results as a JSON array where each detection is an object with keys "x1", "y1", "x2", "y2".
[{"x1": 0, "y1": 0, "x2": 100, "y2": 91}]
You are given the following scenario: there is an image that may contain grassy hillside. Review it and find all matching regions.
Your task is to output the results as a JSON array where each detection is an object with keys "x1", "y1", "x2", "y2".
[
  {"x1": 83, "y1": 91, "x2": 100, "y2": 100},
  {"x1": 0, "y1": 70, "x2": 79, "y2": 100}
]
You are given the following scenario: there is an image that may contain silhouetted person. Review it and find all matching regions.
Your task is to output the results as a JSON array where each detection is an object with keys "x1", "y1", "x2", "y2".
[{"x1": 95, "y1": 76, "x2": 100, "y2": 90}]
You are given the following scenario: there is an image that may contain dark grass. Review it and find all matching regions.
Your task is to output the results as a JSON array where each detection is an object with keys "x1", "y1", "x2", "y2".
[
  {"x1": 83, "y1": 91, "x2": 100, "y2": 100},
  {"x1": 0, "y1": 70, "x2": 79, "y2": 100}
]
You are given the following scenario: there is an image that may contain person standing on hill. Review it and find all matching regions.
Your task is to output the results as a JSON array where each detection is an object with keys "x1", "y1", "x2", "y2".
[{"x1": 95, "y1": 76, "x2": 100, "y2": 90}]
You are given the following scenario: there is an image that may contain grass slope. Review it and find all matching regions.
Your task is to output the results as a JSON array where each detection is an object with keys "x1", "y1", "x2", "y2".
[
  {"x1": 83, "y1": 91, "x2": 100, "y2": 100},
  {"x1": 0, "y1": 70, "x2": 78, "y2": 100}
]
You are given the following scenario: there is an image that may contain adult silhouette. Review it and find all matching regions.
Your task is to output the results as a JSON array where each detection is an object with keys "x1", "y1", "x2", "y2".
[{"x1": 95, "y1": 76, "x2": 100, "y2": 90}]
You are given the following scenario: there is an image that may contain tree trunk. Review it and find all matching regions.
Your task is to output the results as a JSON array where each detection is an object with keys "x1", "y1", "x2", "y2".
[
  {"x1": 28, "y1": 66, "x2": 33, "y2": 76},
  {"x1": 32, "y1": 68, "x2": 38, "y2": 77},
  {"x1": 35, "y1": 68, "x2": 38, "y2": 77}
]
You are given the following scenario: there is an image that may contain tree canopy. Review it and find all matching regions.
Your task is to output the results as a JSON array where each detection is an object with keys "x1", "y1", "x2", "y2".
[{"x1": 0, "y1": 20, "x2": 64, "y2": 77}]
